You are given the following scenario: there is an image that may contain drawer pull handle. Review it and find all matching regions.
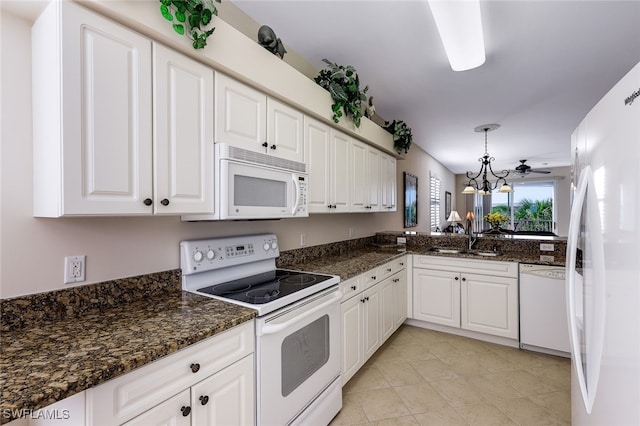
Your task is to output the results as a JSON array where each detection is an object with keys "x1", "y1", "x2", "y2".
[
  {"x1": 199, "y1": 395, "x2": 209, "y2": 405},
  {"x1": 262, "y1": 142, "x2": 268, "y2": 147},
  {"x1": 387, "y1": 268, "x2": 392, "y2": 272},
  {"x1": 190, "y1": 363, "x2": 200, "y2": 373},
  {"x1": 351, "y1": 285, "x2": 357, "y2": 290},
  {"x1": 371, "y1": 276, "x2": 376, "y2": 280},
  {"x1": 270, "y1": 144, "x2": 277, "y2": 150},
  {"x1": 181, "y1": 406, "x2": 191, "y2": 416}
]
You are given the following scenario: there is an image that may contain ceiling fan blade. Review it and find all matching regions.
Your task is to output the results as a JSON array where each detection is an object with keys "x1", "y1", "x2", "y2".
[{"x1": 530, "y1": 169, "x2": 551, "y2": 174}]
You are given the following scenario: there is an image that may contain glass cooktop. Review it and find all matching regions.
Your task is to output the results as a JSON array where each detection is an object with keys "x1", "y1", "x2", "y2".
[{"x1": 197, "y1": 269, "x2": 334, "y2": 305}]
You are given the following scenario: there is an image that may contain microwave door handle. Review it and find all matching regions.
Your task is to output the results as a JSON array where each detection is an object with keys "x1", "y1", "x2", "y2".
[{"x1": 292, "y1": 175, "x2": 301, "y2": 215}]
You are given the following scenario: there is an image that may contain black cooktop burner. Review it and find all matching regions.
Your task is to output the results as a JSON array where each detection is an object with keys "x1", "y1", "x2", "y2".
[{"x1": 197, "y1": 269, "x2": 333, "y2": 305}]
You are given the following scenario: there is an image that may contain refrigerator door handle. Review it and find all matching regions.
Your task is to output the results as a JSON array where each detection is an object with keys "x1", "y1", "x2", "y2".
[{"x1": 566, "y1": 165, "x2": 606, "y2": 414}]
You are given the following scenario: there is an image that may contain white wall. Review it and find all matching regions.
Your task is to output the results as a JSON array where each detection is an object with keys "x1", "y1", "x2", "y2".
[{"x1": 0, "y1": 8, "x2": 455, "y2": 299}]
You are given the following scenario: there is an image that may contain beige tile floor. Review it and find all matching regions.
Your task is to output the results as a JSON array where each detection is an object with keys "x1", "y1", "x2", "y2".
[{"x1": 330, "y1": 324, "x2": 571, "y2": 426}]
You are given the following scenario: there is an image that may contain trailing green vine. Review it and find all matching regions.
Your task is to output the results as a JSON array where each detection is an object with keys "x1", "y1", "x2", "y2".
[
  {"x1": 159, "y1": 0, "x2": 221, "y2": 49},
  {"x1": 384, "y1": 120, "x2": 413, "y2": 154},
  {"x1": 314, "y1": 59, "x2": 369, "y2": 128}
]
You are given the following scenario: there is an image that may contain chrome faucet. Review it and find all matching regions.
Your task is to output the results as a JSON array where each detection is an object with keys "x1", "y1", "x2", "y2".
[{"x1": 466, "y1": 218, "x2": 477, "y2": 250}]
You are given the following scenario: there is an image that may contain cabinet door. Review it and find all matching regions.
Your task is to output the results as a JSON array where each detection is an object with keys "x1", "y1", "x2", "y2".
[
  {"x1": 341, "y1": 295, "x2": 364, "y2": 385},
  {"x1": 153, "y1": 44, "x2": 214, "y2": 215},
  {"x1": 215, "y1": 73, "x2": 266, "y2": 150},
  {"x1": 393, "y1": 270, "x2": 408, "y2": 329},
  {"x1": 349, "y1": 139, "x2": 368, "y2": 211},
  {"x1": 305, "y1": 117, "x2": 331, "y2": 213},
  {"x1": 123, "y1": 389, "x2": 191, "y2": 426},
  {"x1": 33, "y1": 2, "x2": 153, "y2": 216},
  {"x1": 366, "y1": 147, "x2": 381, "y2": 211},
  {"x1": 413, "y1": 269, "x2": 461, "y2": 327},
  {"x1": 363, "y1": 284, "x2": 382, "y2": 360},
  {"x1": 191, "y1": 355, "x2": 254, "y2": 426},
  {"x1": 330, "y1": 130, "x2": 351, "y2": 213},
  {"x1": 267, "y1": 98, "x2": 304, "y2": 162},
  {"x1": 380, "y1": 277, "x2": 396, "y2": 342},
  {"x1": 380, "y1": 153, "x2": 397, "y2": 212},
  {"x1": 461, "y1": 274, "x2": 518, "y2": 339}
]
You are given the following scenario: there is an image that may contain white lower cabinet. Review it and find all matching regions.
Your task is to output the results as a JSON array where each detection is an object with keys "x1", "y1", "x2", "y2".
[
  {"x1": 412, "y1": 255, "x2": 519, "y2": 340},
  {"x1": 86, "y1": 321, "x2": 254, "y2": 425},
  {"x1": 340, "y1": 257, "x2": 407, "y2": 384}
]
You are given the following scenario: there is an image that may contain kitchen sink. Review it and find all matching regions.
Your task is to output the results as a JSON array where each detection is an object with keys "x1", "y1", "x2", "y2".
[
  {"x1": 429, "y1": 248, "x2": 467, "y2": 254},
  {"x1": 471, "y1": 251, "x2": 501, "y2": 257}
]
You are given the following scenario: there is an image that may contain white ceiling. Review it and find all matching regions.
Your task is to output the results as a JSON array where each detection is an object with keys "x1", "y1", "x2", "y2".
[{"x1": 232, "y1": 0, "x2": 640, "y2": 174}]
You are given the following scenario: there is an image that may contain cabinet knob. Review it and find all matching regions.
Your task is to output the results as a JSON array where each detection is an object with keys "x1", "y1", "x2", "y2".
[
  {"x1": 351, "y1": 285, "x2": 357, "y2": 290},
  {"x1": 199, "y1": 395, "x2": 209, "y2": 405},
  {"x1": 361, "y1": 298, "x2": 366, "y2": 303},
  {"x1": 190, "y1": 363, "x2": 200, "y2": 373},
  {"x1": 365, "y1": 296, "x2": 370, "y2": 301},
  {"x1": 400, "y1": 262, "x2": 404, "y2": 266},
  {"x1": 143, "y1": 198, "x2": 153, "y2": 206},
  {"x1": 270, "y1": 144, "x2": 277, "y2": 150},
  {"x1": 181, "y1": 406, "x2": 191, "y2": 417},
  {"x1": 160, "y1": 198, "x2": 170, "y2": 206},
  {"x1": 365, "y1": 206, "x2": 372, "y2": 209},
  {"x1": 262, "y1": 142, "x2": 268, "y2": 147},
  {"x1": 371, "y1": 276, "x2": 376, "y2": 280},
  {"x1": 454, "y1": 276, "x2": 459, "y2": 281},
  {"x1": 462, "y1": 277, "x2": 466, "y2": 281},
  {"x1": 386, "y1": 268, "x2": 392, "y2": 272}
]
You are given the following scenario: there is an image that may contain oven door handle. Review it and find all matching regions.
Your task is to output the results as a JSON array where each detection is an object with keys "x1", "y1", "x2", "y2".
[{"x1": 258, "y1": 290, "x2": 341, "y2": 336}]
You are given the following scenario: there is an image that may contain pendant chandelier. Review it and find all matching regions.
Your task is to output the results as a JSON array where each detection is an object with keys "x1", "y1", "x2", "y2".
[{"x1": 462, "y1": 124, "x2": 513, "y2": 195}]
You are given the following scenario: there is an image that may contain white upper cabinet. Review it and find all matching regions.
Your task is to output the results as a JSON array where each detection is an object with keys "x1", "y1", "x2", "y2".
[
  {"x1": 215, "y1": 73, "x2": 304, "y2": 163},
  {"x1": 33, "y1": 1, "x2": 153, "y2": 216},
  {"x1": 349, "y1": 139, "x2": 369, "y2": 212},
  {"x1": 305, "y1": 117, "x2": 350, "y2": 213},
  {"x1": 32, "y1": 2, "x2": 214, "y2": 217},
  {"x1": 267, "y1": 98, "x2": 305, "y2": 162},
  {"x1": 380, "y1": 152, "x2": 397, "y2": 212},
  {"x1": 367, "y1": 147, "x2": 381, "y2": 211},
  {"x1": 153, "y1": 44, "x2": 214, "y2": 215}
]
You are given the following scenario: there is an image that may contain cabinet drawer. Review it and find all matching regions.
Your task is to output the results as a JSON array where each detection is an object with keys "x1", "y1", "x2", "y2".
[
  {"x1": 86, "y1": 321, "x2": 254, "y2": 425},
  {"x1": 341, "y1": 276, "x2": 362, "y2": 302},
  {"x1": 413, "y1": 255, "x2": 517, "y2": 278}
]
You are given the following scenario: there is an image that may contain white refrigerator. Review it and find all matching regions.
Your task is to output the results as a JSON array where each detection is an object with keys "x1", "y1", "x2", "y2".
[{"x1": 567, "y1": 61, "x2": 640, "y2": 425}]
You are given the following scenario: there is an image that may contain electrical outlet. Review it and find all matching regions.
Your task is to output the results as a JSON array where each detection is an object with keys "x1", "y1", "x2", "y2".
[
  {"x1": 300, "y1": 234, "x2": 306, "y2": 247},
  {"x1": 540, "y1": 243, "x2": 555, "y2": 251},
  {"x1": 349, "y1": 227, "x2": 355, "y2": 238},
  {"x1": 64, "y1": 256, "x2": 86, "y2": 284},
  {"x1": 397, "y1": 237, "x2": 407, "y2": 245}
]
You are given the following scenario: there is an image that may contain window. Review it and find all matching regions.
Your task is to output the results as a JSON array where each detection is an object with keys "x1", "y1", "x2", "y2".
[
  {"x1": 487, "y1": 180, "x2": 556, "y2": 233},
  {"x1": 430, "y1": 175, "x2": 441, "y2": 231}
]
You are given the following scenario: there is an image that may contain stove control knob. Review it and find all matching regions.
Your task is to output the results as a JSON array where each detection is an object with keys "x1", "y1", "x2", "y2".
[
  {"x1": 193, "y1": 250, "x2": 203, "y2": 262},
  {"x1": 263, "y1": 242, "x2": 270, "y2": 251},
  {"x1": 206, "y1": 249, "x2": 215, "y2": 260},
  {"x1": 271, "y1": 241, "x2": 278, "y2": 251}
]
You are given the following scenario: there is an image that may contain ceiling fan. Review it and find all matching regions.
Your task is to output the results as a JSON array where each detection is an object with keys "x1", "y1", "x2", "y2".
[{"x1": 513, "y1": 160, "x2": 551, "y2": 176}]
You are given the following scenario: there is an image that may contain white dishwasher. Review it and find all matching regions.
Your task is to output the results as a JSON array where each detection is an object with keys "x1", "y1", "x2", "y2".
[{"x1": 519, "y1": 264, "x2": 571, "y2": 357}]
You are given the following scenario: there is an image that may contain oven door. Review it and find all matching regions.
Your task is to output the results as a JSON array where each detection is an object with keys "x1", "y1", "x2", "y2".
[
  {"x1": 220, "y1": 159, "x2": 308, "y2": 219},
  {"x1": 256, "y1": 286, "x2": 341, "y2": 426}
]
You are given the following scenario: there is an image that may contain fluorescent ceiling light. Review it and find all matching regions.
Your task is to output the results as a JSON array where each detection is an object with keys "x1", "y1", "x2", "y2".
[{"x1": 427, "y1": 0, "x2": 486, "y2": 71}]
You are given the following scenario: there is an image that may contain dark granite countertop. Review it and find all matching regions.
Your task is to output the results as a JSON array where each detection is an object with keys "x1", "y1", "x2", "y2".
[
  {"x1": 278, "y1": 245, "x2": 564, "y2": 281},
  {"x1": 0, "y1": 281, "x2": 256, "y2": 424}
]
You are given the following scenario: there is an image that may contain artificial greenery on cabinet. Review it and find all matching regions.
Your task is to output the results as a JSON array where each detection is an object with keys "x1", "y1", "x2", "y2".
[
  {"x1": 384, "y1": 120, "x2": 413, "y2": 154},
  {"x1": 314, "y1": 59, "x2": 369, "y2": 128},
  {"x1": 159, "y1": 0, "x2": 221, "y2": 49}
]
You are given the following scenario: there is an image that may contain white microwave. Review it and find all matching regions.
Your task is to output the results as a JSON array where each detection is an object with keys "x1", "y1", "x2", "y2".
[{"x1": 183, "y1": 144, "x2": 308, "y2": 221}]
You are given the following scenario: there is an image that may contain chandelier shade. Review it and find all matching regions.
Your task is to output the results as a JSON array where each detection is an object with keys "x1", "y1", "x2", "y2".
[{"x1": 462, "y1": 124, "x2": 513, "y2": 196}]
